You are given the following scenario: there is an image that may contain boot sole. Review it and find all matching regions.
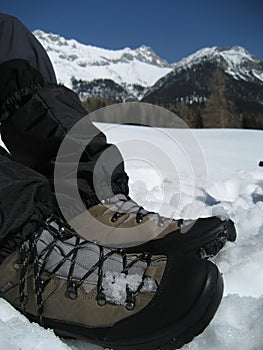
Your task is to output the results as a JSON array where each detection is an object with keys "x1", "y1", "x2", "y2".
[{"x1": 26, "y1": 262, "x2": 223, "y2": 350}]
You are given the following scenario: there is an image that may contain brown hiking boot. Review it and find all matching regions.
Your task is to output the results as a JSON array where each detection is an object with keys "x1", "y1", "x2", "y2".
[
  {"x1": 70, "y1": 193, "x2": 236, "y2": 256},
  {"x1": 0, "y1": 214, "x2": 223, "y2": 350}
]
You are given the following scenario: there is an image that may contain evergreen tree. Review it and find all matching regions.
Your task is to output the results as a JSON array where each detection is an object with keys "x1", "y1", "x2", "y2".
[{"x1": 202, "y1": 69, "x2": 240, "y2": 128}]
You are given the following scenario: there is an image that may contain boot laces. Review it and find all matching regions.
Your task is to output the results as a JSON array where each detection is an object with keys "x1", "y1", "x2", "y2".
[
  {"x1": 18, "y1": 214, "x2": 156, "y2": 324},
  {"x1": 102, "y1": 194, "x2": 171, "y2": 226}
]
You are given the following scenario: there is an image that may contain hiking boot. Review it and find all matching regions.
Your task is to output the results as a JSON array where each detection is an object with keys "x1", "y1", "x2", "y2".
[
  {"x1": 0, "y1": 214, "x2": 223, "y2": 350},
  {"x1": 70, "y1": 194, "x2": 236, "y2": 256}
]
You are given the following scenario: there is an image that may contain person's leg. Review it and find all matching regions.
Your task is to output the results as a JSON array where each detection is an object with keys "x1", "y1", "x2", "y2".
[
  {"x1": 0, "y1": 145, "x2": 51, "y2": 262},
  {"x1": 0, "y1": 13, "x2": 129, "y2": 219}
]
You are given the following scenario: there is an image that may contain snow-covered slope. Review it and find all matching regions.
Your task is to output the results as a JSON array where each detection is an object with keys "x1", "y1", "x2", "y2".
[
  {"x1": 173, "y1": 46, "x2": 263, "y2": 83},
  {"x1": 33, "y1": 30, "x2": 263, "y2": 104},
  {"x1": 146, "y1": 45, "x2": 263, "y2": 99},
  {"x1": 33, "y1": 30, "x2": 172, "y2": 99},
  {"x1": 0, "y1": 126, "x2": 263, "y2": 350},
  {"x1": 143, "y1": 46, "x2": 263, "y2": 129}
]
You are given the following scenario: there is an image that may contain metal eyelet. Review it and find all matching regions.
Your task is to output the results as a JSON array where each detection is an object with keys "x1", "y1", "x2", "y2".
[
  {"x1": 136, "y1": 214, "x2": 143, "y2": 223},
  {"x1": 97, "y1": 292, "x2": 106, "y2": 306},
  {"x1": 125, "y1": 290, "x2": 136, "y2": 311},
  {"x1": 158, "y1": 220, "x2": 164, "y2": 227},
  {"x1": 67, "y1": 281, "x2": 78, "y2": 300},
  {"x1": 13, "y1": 261, "x2": 22, "y2": 270},
  {"x1": 118, "y1": 248, "x2": 125, "y2": 254},
  {"x1": 126, "y1": 301, "x2": 135, "y2": 311},
  {"x1": 142, "y1": 252, "x2": 152, "y2": 262},
  {"x1": 111, "y1": 214, "x2": 118, "y2": 222},
  {"x1": 177, "y1": 219, "x2": 184, "y2": 227}
]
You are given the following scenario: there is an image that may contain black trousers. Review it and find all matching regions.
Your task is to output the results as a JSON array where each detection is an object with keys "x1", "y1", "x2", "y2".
[{"x1": 0, "y1": 14, "x2": 129, "y2": 258}]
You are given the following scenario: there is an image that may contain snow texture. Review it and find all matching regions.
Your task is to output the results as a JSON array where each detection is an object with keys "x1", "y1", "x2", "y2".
[
  {"x1": 102, "y1": 271, "x2": 157, "y2": 305},
  {"x1": 173, "y1": 46, "x2": 263, "y2": 84},
  {"x1": 33, "y1": 30, "x2": 263, "y2": 102},
  {"x1": 0, "y1": 127, "x2": 263, "y2": 350},
  {"x1": 33, "y1": 30, "x2": 172, "y2": 93}
]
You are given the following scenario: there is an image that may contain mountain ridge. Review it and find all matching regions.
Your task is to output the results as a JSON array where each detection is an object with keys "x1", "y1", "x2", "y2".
[
  {"x1": 33, "y1": 30, "x2": 172, "y2": 100},
  {"x1": 143, "y1": 47, "x2": 263, "y2": 128},
  {"x1": 33, "y1": 30, "x2": 263, "y2": 128}
]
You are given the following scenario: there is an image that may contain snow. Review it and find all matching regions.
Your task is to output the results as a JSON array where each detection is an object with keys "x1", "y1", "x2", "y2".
[
  {"x1": 33, "y1": 30, "x2": 172, "y2": 91},
  {"x1": 0, "y1": 298, "x2": 71, "y2": 350},
  {"x1": 32, "y1": 30, "x2": 263, "y2": 102},
  {"x1": 253, "y1": 69, "x2": 263, "y2": 84},
  {"x1": 1, "y1": 126, "x2": 263, "y2": 349},
  {"x1": 102, "y1": 271, "x2": 157, "y2": 305},
  {"x1": 220, "y1": 46, "x2": 255, "y2": 66},
  {"x1": 173, "y1": 46, "x2": 263, "y2": 84}
]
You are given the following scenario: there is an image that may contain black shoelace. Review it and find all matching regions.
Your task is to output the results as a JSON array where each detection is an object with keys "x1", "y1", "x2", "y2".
[
  {"x1": 18, "y1": 215, "x2": 153, "y2": 324},
  {"x1": 103, "y1": 195, "x2": 171, "y2": 226}
]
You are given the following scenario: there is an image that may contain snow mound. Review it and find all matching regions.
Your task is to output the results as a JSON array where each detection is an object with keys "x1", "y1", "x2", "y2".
[{"x1": 0, "y1": 298, "x2": 70, "y2": 350}]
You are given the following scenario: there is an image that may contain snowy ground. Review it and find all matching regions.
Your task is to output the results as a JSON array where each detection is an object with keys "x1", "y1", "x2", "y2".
[{"x1": 0, "y1": 126, "x2": 263, "y2": 350}]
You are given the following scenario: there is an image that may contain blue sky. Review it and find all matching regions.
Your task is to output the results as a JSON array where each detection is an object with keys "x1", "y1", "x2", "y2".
[{"x1": 1, "y1": 0, "x2": 262, "y2": 63}]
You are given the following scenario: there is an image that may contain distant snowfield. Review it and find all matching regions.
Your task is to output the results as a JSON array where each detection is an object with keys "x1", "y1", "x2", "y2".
[
  {"x1": 0, "y1": 127, "x2": 263, "y2": 350},
  {"x1": 33, "y1": 30, "x2": 172, "y2": 92}
]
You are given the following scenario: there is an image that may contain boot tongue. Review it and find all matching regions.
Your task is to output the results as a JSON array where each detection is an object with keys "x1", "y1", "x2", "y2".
[
  {"x1": 104, "y1": 193, "x2": 149, "y2": 216},
  {"x1": 36, "y1": 227, "x2": 157, "y2": 306}
]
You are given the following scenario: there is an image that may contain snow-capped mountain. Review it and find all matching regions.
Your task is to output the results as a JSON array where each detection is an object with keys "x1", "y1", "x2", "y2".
[
  {"x1": 174, "y1": 46, "x2": 263, "y2": 83},
  {"x1": 33, "y1": 30, "x2": 263, "y2": 128},
  {"x1": 33, "y1": 30, "x2": 173, "y2": 100},
  {"x1": 144, "y1": 46, "x2": 263, "y2": 129},
  {"x1": 145, "y1": 45, "x2": 263, "y2": 98}
]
